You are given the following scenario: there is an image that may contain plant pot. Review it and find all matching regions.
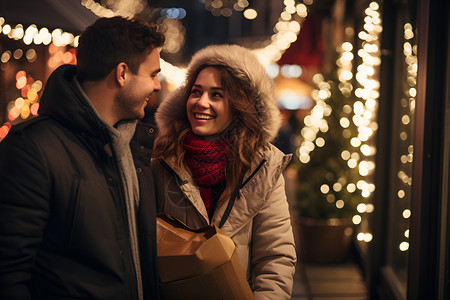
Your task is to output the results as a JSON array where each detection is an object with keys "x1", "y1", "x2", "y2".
[{"x1": 296, "y1": 217, "x2": 354, "y2": 263}]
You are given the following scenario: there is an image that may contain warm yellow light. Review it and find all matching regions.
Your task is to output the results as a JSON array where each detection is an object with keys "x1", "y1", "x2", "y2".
[
  {"x1": 366, "y1": 98, "x2": 376, "y2": 109},
  {"x1": 27, "y1": 89, "x2": 38, "y2": 102},
  {"x1": 369, "y1": 1, "x2": 379, "y2": 11},
  {"x1": 352, "y1": 215, "x2": 362, "y2": 225},
  {"x1": 20, "y1": 105, "x2": 30, "y2": 119},
  {"x1": 243, "y1": 8, "x2": 257, "y2": 19},
  {"x1": 315, "y1": 137, "x2": 325, "y2": 147},
  {"x1": 320, "y1": 184, "x2": 330, "y2": 194},
  {"x1": 347, "y1": 183, "x2": 356, "y2": 193},
  {"x1": 363, "y1": 233, "x2": 373, "y2": 242},
  {"x1": 359, "y1": 167, "x2": 369, "y2": 177},
  {"x1": 402, "y1": 209, "x2": 411, "y2": 219},
  {"x1": 285, "y1": 5, "x2": 296, "y2": 14},
  {"x1": 400, "y1": 155, "x2": 408, "y2": 164},
  {"x1": 15, "y1": 98, "x2": 25, "y2": 109},
  {"x1": 340, "y1": 117, "x2": 350, "y2": 128},
  {"x1": 1, "y1": 50, "x2": 11, "y2": 63},
  {"x1": 333, "y1": 182, "x2": 342, "y2": 192},
  {"x1": 280, "y1": 11, "x2": 292, "y2": 20},
  {"x1": 2, "y1": 24, "x2": 11, "y2": 34},
  {"x1": 399, "y1": 242, "x2": 409, "y2": 251},
  {"x1": 318, "y1": 89, "x2": 328, "y2": 100},
  {"x1": 350, "y1": 137, "x2": 362, "y2": 147},
  {"x1": 340, "y1": 70, "x2": 353, "y2": 81},
  {"x1": 360, "y1": 144, "x2": 371, "y2": 156},
  {"x1": 304, "y1": 141, "x2": 315, "y2": 152},
  {"x1": 341, "y1": 150, "x2": 351, "y2": 160},
  {"x1": 357, "y1": 232, "x2": 365, "y2": 241},
  {"x1": 348, "y1": 159, "x2": 358, "y2": 168},
  {"x1": 284, "y1": 0, "x2": 295, "y2": 6},
  {"x1": 289, "y1": 21, "x2": 301, "y2": 32},
  {"x1": 296, "y1": 4, "x2": 307, "y2": 17},
  {"x1": 299, "y1": 155, "x2": 310, "y2": 163},
  {"x1": 357, "y1": 203, "x2": 366, "y2": 213},
  {"x1": 351, "y1": 152, "x2": 361, "y2": 161},
  {"x1": 342, "y1": 42, "x2": 353, "y2": 52},
  {"x1": 16, "y1": 76, "x2": 27, "y2": 89}
]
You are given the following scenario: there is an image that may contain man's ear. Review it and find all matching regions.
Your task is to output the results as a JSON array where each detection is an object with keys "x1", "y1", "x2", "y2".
[{"x1": 115, "y1": 62, "x2": 128, "y2": 87}]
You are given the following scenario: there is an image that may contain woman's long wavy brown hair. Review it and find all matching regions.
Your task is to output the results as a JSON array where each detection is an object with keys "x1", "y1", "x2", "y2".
[{"x1": 153, "y1": 65, "x2": 265, "y2": 203}]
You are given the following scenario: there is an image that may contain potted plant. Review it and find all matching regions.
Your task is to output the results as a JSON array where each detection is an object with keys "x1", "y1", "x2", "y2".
[{"x1": 293, "y1": 67, "x2": 363, "y2": 263}]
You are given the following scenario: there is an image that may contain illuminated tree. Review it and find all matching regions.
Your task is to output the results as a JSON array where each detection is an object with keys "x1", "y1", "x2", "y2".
[{"x1": 295, "y1": 62, "x2": 364, "y2": 219}]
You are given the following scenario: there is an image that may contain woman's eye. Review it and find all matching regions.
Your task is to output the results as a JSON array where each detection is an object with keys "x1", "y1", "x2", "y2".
[
  {"x1": 190, "y1": 89, "x2": 201, "y2": 95},
  {"x1": 212, "y1": 92, "x2": 223, "y2": 98}
]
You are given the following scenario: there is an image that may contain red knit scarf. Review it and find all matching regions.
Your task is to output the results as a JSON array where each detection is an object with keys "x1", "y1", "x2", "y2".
[{"x1": 183, "y1": 132, "x2": 229, "y2": 214}]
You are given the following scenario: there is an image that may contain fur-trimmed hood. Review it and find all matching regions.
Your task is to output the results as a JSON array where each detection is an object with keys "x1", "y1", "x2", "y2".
[{"x1": 155, "y1": 44, "x2": 281, "y2": 145}]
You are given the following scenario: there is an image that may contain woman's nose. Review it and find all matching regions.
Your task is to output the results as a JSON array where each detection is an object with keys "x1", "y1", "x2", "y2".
[{"x1": 196, "y1": 93, "x2": 210, "y2": 108}]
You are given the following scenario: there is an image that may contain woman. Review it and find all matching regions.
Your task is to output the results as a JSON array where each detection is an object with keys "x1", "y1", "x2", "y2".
[{"x1": 152, "y1": 44, "x2": 296, "y2": 299}]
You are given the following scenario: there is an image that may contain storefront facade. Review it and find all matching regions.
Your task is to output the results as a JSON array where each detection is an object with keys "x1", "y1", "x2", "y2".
[{"x1": 366, "y1": 0, "x2": 449, "y2": 299}]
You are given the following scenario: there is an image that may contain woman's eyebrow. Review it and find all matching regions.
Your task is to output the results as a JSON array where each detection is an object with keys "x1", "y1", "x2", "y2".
[{"x1": 192, "y1": 84, "x2": 223, "y2": 91}]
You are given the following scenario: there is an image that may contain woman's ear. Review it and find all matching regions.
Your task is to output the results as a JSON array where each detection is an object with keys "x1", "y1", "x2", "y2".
[{"x1": 115, "y1": 62, "x2": 128, "y2": 87}]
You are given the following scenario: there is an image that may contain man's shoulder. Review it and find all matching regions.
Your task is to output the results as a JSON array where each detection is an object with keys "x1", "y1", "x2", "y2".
[
  {"x1": 9, "y1": 115, "x2": 50, "y2": 133},
  {"x1": 3, "y1": 116, "x2": 65, "y2": 147}
]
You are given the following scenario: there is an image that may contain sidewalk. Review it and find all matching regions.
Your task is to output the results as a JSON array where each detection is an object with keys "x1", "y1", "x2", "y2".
[
  {"x1": 291, "y1": 261, "x2": 368, "y2": 300},
  {"x1": 285, "y1": 166, "x2": 368, "y2": 300}
]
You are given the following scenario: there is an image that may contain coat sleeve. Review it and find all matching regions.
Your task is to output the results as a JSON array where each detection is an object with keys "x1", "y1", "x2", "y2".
[
  {"x1": 0, "y1": 131, "x2": 50, "y2": 299},
  {"x1": 250, "y1": 173, "x2": 297, "y2": 300}
]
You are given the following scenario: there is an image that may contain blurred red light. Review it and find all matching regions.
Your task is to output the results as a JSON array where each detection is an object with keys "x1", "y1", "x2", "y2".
[
  {"x1": 15, "y1": 70, "x2": 26, "y2": 81},
  {"x1": 21, "y1": 85, "x2": 30, "y2": 97},
  {"x1": 31, "y1": 103, "x2": 39, "y2": 115},
  {"x1": 8, "y1": 107, "x2": 20, "y2": 121},
  {"x1": 0, "y1": 126, "x2": 10, "y2": 138},
  {"x1": 16, "y1": 77, "x2": 27, "y2": 89},
  {"x1": 27, "y1": 76, "x2": 34, "y2": 85}
]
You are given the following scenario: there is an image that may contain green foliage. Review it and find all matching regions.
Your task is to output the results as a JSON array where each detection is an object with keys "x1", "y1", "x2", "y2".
[{"x1": 295, "y1": 66, "x2": 362, "y2": 219}]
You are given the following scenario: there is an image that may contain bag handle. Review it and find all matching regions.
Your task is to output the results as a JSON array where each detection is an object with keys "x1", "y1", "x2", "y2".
[{"x1": 218, "y1": 170, "x2": 246, "y2": 229}]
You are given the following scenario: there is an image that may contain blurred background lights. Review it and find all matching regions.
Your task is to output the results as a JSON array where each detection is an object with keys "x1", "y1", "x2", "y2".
[
  {"x1": 353, "y1": 215, "x2": 362, "y2": 225},
  {"x1": 399, "y1": 242, "x2": 409, "y2": 251},
  {"x1": 356, "y1": 232, "x2": 373, "y2": 242},
  {"x1": 265, "y1": 64, "x2": 280, "y2": 78},
  {"x1": 280, "y1": 64, "x2": 302, "y2": 78},
  {"x1": 161, "y1": 8, "x2": 187, "y2": 19}
]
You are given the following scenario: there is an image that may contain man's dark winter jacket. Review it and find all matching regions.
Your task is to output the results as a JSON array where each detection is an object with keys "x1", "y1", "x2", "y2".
[{"x1": 0, "y1": 65, "x2": 159, "y2": 299}]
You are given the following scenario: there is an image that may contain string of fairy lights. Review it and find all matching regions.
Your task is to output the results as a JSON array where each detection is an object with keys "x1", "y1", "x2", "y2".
[
  {"x1": 352, "y1": 1, "x2": 382, "y2": 243},
  {"x1": 396, "y1": 22, "x2": 417, "y2": 253},
  {"x1": 297, "y1": 1, "x2": 381, "y2": 243}
]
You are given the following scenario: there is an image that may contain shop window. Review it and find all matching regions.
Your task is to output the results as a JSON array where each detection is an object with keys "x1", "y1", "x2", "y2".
[{"x1": 384, "y1": 1, "x2": 417, "y2": 296}]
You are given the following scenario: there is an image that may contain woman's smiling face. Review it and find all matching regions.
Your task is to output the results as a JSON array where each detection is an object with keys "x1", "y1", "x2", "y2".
[{"x1": 186, "y1": 67, "x2": 233, "y2": 138}]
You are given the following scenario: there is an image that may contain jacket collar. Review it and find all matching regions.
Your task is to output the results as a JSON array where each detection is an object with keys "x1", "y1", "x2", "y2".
[
  {"x1": 213, "y1": 145, "x2": 292, "y2": 235},
  {"x1": 161, "y1": 144, "x2": 292, "y2": 233},
  {"x1": 38, "y1": 65, "x2": 110, "y2": 140}
]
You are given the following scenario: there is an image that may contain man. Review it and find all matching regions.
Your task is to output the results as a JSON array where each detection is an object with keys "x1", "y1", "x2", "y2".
[{"x1": 0, "y1": 16, "x2": 165, "y2": 299}]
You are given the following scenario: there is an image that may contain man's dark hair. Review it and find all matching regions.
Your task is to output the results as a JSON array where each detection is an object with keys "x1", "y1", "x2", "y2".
[{"x1": 76, "y1": 16, "x2": 165, "y2": 83}]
